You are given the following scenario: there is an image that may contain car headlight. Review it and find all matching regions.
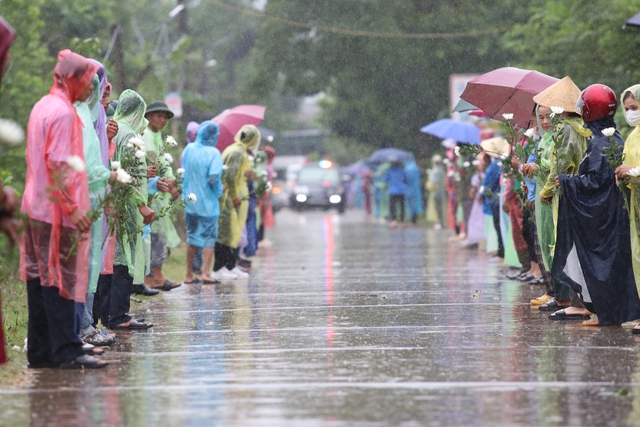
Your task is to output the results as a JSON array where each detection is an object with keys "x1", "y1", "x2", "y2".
[
  {"x1": 329, "y1": 195, "x2": 341, "y2": 204},
  {"x1": 296, "y1": 194, "x2": 307, "y2": 202}
]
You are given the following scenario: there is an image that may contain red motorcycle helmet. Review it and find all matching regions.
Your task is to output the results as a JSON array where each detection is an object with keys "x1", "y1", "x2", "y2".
[{"x1": 576, "y1": 84, "x2": 618, "y2": 121}]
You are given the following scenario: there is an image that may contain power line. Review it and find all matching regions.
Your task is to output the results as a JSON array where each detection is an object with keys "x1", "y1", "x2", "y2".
[{"x1": 210, "y1": 0, "x2": 511, "y2": 39}]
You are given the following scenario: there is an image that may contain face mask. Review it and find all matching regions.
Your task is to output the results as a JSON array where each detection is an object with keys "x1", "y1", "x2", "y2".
[{"x1": 626, "y1": 110, "x2": 640, "y2": 127}]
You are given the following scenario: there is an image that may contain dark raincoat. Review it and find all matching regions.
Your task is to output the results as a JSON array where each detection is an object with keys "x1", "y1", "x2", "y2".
[{"x1": 552, "y1": 118, "x2": 640, "y2": 325}]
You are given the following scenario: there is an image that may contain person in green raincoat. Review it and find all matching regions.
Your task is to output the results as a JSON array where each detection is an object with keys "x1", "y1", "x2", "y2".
[
  {"x1": 74, "y1": 74, "x2": 113, "y2": 339},
  {"x1": 97, "y1": 89, "x2": 155, "y2": 330},
  {"x1": 533, "y1": 77, "x2": 591, "y2": 315},
  {"x1": 214, "y1": 124, "x2": 261, "y2": 280},
  {"x1": 141, "y1": 101, "x2": 181, "y2": 292}
]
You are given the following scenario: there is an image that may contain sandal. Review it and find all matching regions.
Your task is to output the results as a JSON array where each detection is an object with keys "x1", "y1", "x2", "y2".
[
  {"x1": 152, "y1": 279, "x2": 182, "y2": 291},
  {"x1": 548, "y1": 309, "x2": 592, "y2": 321},
  {"x1": 539, "y1": 300, "x2": 571, "y2": 312},
  {"x1": 111, "y1": 319, "x2": 153, "y2": 330},
  {"x1": 183, "y1": 278, "x2": 202, "y2": 285},
  {"x1": 530, "y1": 294, "x2": 552, "y2": 306},
  {"x1": 82, "y1": 343, "x2": 105, "y2": 356},
  {"x1": 60, "y1": 354, "x2": 108, "y2": 370},
  {"x1": 632, "y1": 326, "x2": 640, "y2": 335}
]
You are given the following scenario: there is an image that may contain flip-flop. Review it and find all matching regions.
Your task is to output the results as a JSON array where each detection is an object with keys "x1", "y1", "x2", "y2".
[
  {"x1": 632, "y1": 327, "x2": 640, "y2": 335},
  {"x1": 111, "y1": 319, "x2": 153, "y2": 330},
  {"x1": 60, "y1": 354, "x2": 108, "y2": 370},
  {"x1": 153, "y1": 280, "x2": 182, "y2": 291},
  {"x1": 202, "y1": 279, "x2": 220, "y2": 285},
  {"x1": 183, "y1": 278, "x2": 202, "y2": 285},
  {"x1": 539, "y1": 300, "x2": 570, "y2": 312},
  {"x1": 548, "y1": 309, "x2": 591, "y2": 321}
]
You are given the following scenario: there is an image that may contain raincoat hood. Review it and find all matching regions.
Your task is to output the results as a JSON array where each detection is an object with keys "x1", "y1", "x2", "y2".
[
  {"x1": 621, "y1": 85, "x2": 640, "y2": 103},
  {"x1": 196, "y1": 120, "x2": 219, "y2": 148},
  {"x1": 113, "y1": 89, "x2": 148, "y2": 135},
  {"x1": 234, "y1": 124, "x2": 261, "y2": 152},
  {"x1": 52, "y1": 49, "x2": 98, "y2": 103},
  {"x1": 0, "y1": 17, "x2": 16, "y2": 84}
]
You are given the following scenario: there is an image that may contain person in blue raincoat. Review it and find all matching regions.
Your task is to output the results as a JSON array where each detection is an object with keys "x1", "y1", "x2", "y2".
[
  {"x1": 182, "y1": 121, "x2": 224, "y2": 285},
  {"x1": 403, "y1": 160, "x2": 423, "y2": 224}
]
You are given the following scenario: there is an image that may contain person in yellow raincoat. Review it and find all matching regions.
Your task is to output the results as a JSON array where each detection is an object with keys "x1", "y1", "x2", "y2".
[
  {"x1": 615, "y1": 85, "x2": 640, "y2": 330},
  {"x1": 213, "y1": 125, "x2": 261, "y2": 280}
]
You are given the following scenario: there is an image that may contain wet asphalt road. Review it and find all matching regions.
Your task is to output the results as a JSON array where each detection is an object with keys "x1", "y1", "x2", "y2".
[{"x1": 2, "y1": 209, "x2": 640, "y2": 426}]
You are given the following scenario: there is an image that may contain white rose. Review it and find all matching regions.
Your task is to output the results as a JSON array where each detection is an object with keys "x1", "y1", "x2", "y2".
[
  {"x1": 447, "y1": 170, "x2": 455, "y2": 177},
  {"x1": 463, "y1": 161, "x2": 471, "y2": 168},
  {"x1": 628, "y1": 166, "x2": 640, "y2": 177},
  {"x1": 127, "y1": 142, "x2": 133, "y2": 149},
  {"x1": 248, "y1": 155, "x2": 255, "y2": 163},
  {"x1": 135, "y1": 150, "x2": 146, "y2": 159},
  {"x1": 524, "y1": 128, "x2": 535, "y2": 139},
  {"x1": 550, "y1": 106, "x2": 564, "y2": 116},
  {"x1": 500, "y1": 152, "x2": 509, "y2": 160},
  {"x1": 502, "y1": 113, "x2": 514, "y2": 120},
  {"x1": 177, "y1": 168, "x2": 185, "y2": 175},
  {"x1": 443, "y1": 158, "x2": 450, "y2": 165},
  {"x1": 266, "y1": 182, "x2": 273, "y2": 192},
  {"x1": 129, "y1": 136, "x2": 145, "y2": 150},
  {"x1": 111, "y1": 161, "x2": 122, "y2": 170},
  {"x1": 166, "y1": 135, "x2": 178, "y2": 147},
  {"x1": 479, "y1": 185, "x2": 485, "y2": 195},
  {"x1": 116, "y1": 168, "x2": 132, "y2": 184},
  {"x1": 454, "y1": 146, "x2": 461, "y2": 157},
  {"x1": 267, "y1": 135, "x2": 274, "y2": 142},
  {"x1": 66, "y1": 155, "x2": 86, "y2": 172},
  {"x1": 602, "y1": 127, "x2": 615, "y2": 137},
  {"x1": 0, "y1": 119, "x2": 25, "y2": 146},
  {"x1": 164, "y1": 153, "x2": 173, "y2": 163},
  {"x1": 472, "y1": 159, "x2": 480, "y2": 166},
  {"x1": 188, "y1": 193, "x2": 197, "y2": 202}
]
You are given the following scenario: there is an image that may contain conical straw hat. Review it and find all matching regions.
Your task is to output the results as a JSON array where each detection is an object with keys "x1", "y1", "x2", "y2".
[
  {"x1": 533, "y1": 76, "x2": 581, "y2": 113},
  {"x1": 480, "y1": 137, "x2": 509, "y2": 158}
]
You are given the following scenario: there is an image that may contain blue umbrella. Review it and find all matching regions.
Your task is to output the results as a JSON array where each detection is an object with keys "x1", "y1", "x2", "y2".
[
  {"x1": 625, "y1": 12, "x2": 640, "y2": 28},
  {"x1": 368, "y1": 148, "x2": 414, "y2": 164},
  {"x1": 420, "y1": 118, "x2": 480, "y2": 144}
]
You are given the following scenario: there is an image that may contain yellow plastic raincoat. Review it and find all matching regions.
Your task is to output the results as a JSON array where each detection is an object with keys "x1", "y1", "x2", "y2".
[
  {"x1": 621, "y1": 85, "x2": 640, "y2": 288},
  {"x1": 217, "y1": 125, "x2": 261, "y2": 248}
]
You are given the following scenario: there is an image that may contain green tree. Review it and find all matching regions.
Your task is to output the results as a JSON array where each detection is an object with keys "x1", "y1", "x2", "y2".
[{"x1": 241, "y1": 0, "x2": 530, "y2": 154}]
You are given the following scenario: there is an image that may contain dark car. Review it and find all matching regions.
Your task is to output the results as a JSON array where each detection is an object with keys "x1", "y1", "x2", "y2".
[{"x1": 289, "y1": 163, "x2": 345, "y2": 213}]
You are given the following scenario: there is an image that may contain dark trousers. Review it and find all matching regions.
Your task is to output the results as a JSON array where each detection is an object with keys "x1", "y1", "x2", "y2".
[
  {"x1": 26, "y1": 279, "x2": 83, "y2": 366},
  {"x1": 522, "y1": 208, "x2": 536, "y2": 263},
  {"x1": 389, "y1": 194, "x2": 405, "y2": 222},
  {"x1": 214, "y1": 243, "x2": 236, "y2": 271},
  {"x1": 491, "y1": 205, "x2": 504, "y2": 258},
  {"x1": 98, "y1": 265, "x2": 133, "y2": 328}
]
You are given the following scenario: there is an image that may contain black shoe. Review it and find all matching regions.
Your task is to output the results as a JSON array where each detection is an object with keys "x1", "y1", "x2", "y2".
[{"x1": 132, "y1": 284, "x2": 160, "y2": 296}]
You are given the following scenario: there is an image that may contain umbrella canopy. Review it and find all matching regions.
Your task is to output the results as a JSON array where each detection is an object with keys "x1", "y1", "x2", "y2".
[
  {"x1": 460, "y1": 67, "x2": 559, "y2": 128},
  {"x1": 212, "y1": 104, "x2": 266, "y2": 153},
  {"x1": 344, "y1": 160, "x2": 371, "y2": 175},
  {"x1": 626, "y1": 12, "x2": 640, "y2": 28},
  {"x1": 452, "y1": 98, "x2": 479, "y2": 113},
  {"x1": 441, "y1": 138, "x2": 457, "y2": 149},
  {"x1": 368, "y1": 148, "x2": 414, "y2": 164},
  {"x1": 420, "y1": 118, "x2": 480, "y2": 144}
]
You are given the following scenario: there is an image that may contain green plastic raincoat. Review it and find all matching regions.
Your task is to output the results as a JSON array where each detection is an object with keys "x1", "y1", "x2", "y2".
[
  {"x1": 75, "y1": 74, "x2": 110, "y2": 293},
  {"x1": 621, "y1": 85, "x2": 640, "y2": 290},
  {"x1": 539, "y1": 116, "x2": 591, "y2": 236},
  {"x1": 217, "y1": 125, "x2": 261, "y2": 248},
  {"x1": 142, "y1": 128, "x2": 180, "y2": 248},
  {"x1": 112, "y1": 90, "x2": 148, "y2": 283}
]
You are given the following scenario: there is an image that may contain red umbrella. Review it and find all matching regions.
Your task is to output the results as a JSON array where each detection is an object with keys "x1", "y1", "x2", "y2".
[
  {"x1": 460, "y1": 67, "x2": 558, "y2": 128},
  {"x1": 212, "y1": 105, "x2": 266, "y2": 152}
]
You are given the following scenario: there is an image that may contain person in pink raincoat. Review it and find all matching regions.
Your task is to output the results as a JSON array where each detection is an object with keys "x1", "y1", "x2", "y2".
[{"x1": 20, "y1": 50, "x2": 107, "y2": 369}]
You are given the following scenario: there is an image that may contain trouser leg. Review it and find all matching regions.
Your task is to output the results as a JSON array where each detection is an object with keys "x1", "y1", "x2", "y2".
[
  {"x1": 40, "y1": 285, "x2": 83, "y2": 364},
  {"x1": 492, "y1": 206, "x2": 504, "y2": 258},
  {"x1": 26, "y1": 279, "x2": 53, "y2": 367},
  {"x1": 193, "y1": 246, "x2": 204, "y2": 273},
  {"x1": 106, "y1": 265, "x2": 133, "y2": 328},
  {"x1": 389, "y1": 195, "x2": 398, "y2": 221}
]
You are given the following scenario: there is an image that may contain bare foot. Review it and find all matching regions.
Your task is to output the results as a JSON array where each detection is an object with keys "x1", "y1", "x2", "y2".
[{"x1": 562, "y1": 307, "x2": 592, "y2": 316}]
